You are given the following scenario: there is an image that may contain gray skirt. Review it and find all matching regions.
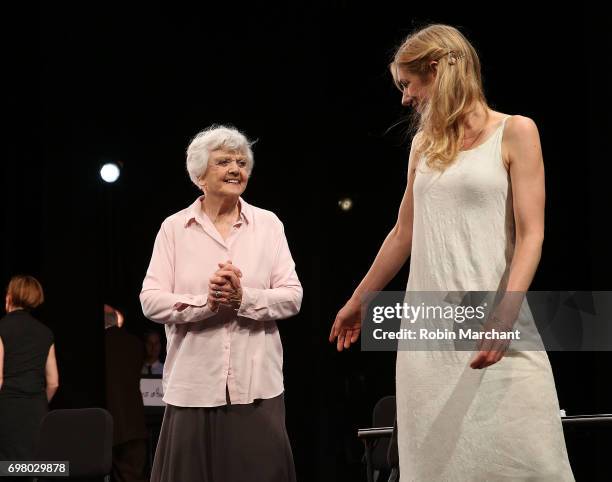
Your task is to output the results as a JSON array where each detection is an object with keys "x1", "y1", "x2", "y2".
[{"x1": 150, "y1": 392, "x2": 296, "y2": 482}]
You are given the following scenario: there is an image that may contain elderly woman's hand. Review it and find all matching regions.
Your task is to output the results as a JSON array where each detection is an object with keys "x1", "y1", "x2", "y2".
[{"x1": 208, "y1": 260, "x2": 243, "y2": 312}]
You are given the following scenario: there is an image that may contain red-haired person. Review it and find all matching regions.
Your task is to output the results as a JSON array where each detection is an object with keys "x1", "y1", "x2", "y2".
[{"x1": 0, "y1": 275, "x2": 58, "y2": 461}]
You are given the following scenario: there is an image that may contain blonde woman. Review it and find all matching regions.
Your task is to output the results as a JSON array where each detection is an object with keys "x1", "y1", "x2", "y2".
[{"x1": 330, "y1": 24, "x2": 574, "y2": 481}]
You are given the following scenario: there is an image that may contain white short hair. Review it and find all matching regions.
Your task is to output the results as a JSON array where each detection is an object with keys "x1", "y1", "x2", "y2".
[{"x1": 186, "y1": 125, "x2": 254, "y2": 187}]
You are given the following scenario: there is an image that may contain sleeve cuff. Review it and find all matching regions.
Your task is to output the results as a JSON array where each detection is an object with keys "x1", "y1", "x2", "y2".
[
  {"x1": 172, "y1": 294, "x2": 207, "y2": 309},
  {"x1": 237, "y1": 287, "x2": 256, "y2": 317}
]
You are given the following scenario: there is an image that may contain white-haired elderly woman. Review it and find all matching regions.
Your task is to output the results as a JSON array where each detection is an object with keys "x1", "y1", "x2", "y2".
[{"x1": 140, "y1": 124, "x2": 302, "y2": 482}]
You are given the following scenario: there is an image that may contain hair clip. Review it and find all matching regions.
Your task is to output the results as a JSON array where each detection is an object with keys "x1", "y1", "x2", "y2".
[{"x1": 447, "y1": 50, "x2": 463, "y2": 65}]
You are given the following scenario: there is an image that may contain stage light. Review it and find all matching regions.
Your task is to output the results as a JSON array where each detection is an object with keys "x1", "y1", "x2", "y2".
[
  {"x1": 100, "y1": 162, "x2": 121, "y2": 183},
  {"x1": 338, "y1": 198, "x2": 353, "y2": 211}
]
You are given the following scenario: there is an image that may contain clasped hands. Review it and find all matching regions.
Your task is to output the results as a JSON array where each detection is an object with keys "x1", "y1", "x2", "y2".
[{"x1": 208, "y1": 260, "x2": 243, "y2": 312}]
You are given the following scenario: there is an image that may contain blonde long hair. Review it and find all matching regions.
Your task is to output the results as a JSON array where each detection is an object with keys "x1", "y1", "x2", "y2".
[{"x1": 391, "y1": 24, "x2": 489, "y2": 171}]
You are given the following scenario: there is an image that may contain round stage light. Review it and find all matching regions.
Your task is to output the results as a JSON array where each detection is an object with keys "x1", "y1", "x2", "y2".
[
  {"x1": 338, "y1": 198, "x2": 353, "y2": 211},
  {"x1": 100, "y1": 163, "x2": 121, "y2": 183}
]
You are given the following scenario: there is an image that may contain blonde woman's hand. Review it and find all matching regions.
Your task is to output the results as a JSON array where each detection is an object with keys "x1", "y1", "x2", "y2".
[
  {"x1": 469, "y1": 315, "x2": 513, "y2": 369},
  {"x1": 329, "y1": 297, "x2": 362, "y2": 351}
]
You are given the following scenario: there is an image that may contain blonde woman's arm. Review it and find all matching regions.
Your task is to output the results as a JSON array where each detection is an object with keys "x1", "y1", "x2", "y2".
[
  {"x1": 329, "y1": 134, "x2": 420, "y2": 351},
  {"x1": 471, "y1": 116, "x2": 545, "y2": 369}
]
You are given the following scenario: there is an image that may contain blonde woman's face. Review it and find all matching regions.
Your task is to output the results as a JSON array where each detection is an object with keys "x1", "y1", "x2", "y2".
[{"x1": 396, "y1": 65, "x2": 436, "y2": 113}]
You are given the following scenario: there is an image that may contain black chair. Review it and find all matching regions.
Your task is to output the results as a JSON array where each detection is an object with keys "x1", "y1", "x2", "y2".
[
  {"x1": 361, "y1": 395, "x2": 398, "y2": 482},
  {"x1": 34, "y1": 408, "x2": 113, "y2": 481}
]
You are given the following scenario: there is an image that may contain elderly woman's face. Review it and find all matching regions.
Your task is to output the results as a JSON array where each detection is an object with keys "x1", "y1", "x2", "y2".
[{"x1": 199, "y1": 148, "x2": 249, "y2": 197}]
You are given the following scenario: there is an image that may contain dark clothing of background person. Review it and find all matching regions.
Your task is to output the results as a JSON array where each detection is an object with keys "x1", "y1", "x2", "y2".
[
  {"x1": 0, "y1": 309, "x2": 53, "y2": 461},
  {"x1": 105, "y1": 326, "x2": 148, "y2": 482}
]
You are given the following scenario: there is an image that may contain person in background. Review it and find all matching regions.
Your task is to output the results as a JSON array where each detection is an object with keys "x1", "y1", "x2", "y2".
[
  {"x1": 105, "y1": 303, "x2": 148, "y2": 482},
  {"x1": 141, "y1": 330, "x2": 164, "y2": 376},
  {"x1": 0, "y1": 275, "x2": 58, "y2": 461}
]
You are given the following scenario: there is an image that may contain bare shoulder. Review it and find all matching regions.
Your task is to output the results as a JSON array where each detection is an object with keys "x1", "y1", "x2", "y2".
[
  {"x1": 505, "y1": 115, "x2": 539, "y2": 137},
  {"x1": 410, "y1": 130, "x2": 424, "y2": 151},
  {"x1": 502, "y1": 115, "x2": 541, "y2": 170},
  {"x1": 408, "y1": 131, "x2": 424, "y2": 173}
]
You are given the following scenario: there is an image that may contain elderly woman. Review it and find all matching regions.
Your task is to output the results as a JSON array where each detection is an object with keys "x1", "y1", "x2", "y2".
[
  {"x1": 140, "y1": 125, "x2": 302, "y2": 482},
  {"x1": 0, "y1": 275, "x2": 58, "y2": 461}
]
